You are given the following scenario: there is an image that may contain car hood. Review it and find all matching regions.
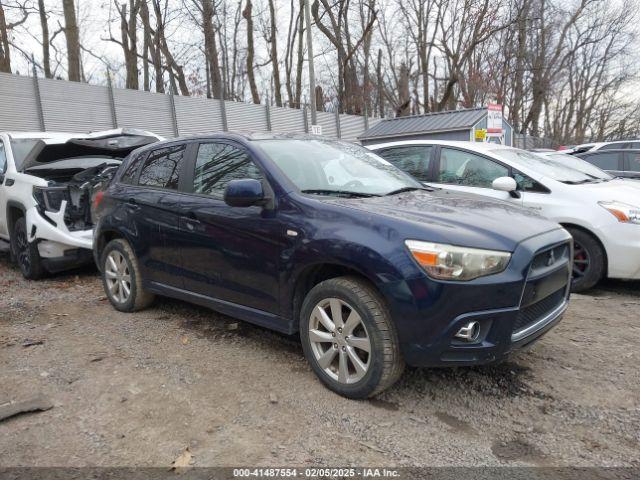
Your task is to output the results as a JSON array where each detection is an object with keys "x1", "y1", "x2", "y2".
[
  {"x1": 18, "y1": 128, "x2": 162, "y2": 172},
  {"x1": 568, "y1": 179, "x2": 640, "y2": 205},
  {"x1": 327, "y1": 190, "x2": 562, "y2": 252}
]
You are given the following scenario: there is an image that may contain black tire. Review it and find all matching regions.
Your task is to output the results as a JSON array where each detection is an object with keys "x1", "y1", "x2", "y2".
[
  {"x1": 567, "y1": 227, "x2": 605, "y2": 293},
  {"x1": 10, "y1": 217, "x2": 45, "y2": 280},
  {"x1": 100, "y1": 238, "x2": 155, "y2": 312},
  {"x1": 299, "y1": 276, "x2": 404, "y2": 399}
]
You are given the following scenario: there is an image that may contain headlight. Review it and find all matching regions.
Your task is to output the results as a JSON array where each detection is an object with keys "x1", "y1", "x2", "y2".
[
  {"x1": 599, "y1": 201, "x2": 640, "y2": 225},
  {"x1": 405, "y1": 240, "x2": 511, "y2": 281},
  {"x1": 33, "y1": 186, "x2": 67, "y2": 212}
]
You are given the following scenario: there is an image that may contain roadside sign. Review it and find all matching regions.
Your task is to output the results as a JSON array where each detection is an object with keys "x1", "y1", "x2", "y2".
[
  {"x1": 487, "y1": 104, "x2": 503, "y2": 134},
  {"x1": 311, "y1": 125, "x2": 323, "y2": 135},
  {"x1": 475, "y1": 129, "x2": 487, "y2": 141}
]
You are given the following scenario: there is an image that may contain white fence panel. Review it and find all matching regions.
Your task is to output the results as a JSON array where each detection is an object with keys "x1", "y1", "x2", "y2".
[
  {"x1": 226, "y1": 101, "x2": 268, "y2": 132},
  {"x1": 339, "y1": 114, "x2": 366, "y2": 142},
  {"x1": 313, "y1": 111, "x2": 338, "y2": 139},
  {"x1": 270, "y1": 106, "x2": 306, "y2": 133},
  {"x1": 174, "y1": 96, "x2": 223, "y2": 135},
  {"x1": 39, "y1": 78, "x2": 113, "y2": 133},
  {"x1": 113, "y1": 88, "x2": 175, "y2": 138},
  {"x1": 0, "y1": 73, "x2": 41, "y2": 131}
]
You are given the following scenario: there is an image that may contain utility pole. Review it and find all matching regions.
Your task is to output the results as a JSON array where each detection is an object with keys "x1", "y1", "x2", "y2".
[{"x1": 304, "y1": 0, "x2": 317, "y2": 126}]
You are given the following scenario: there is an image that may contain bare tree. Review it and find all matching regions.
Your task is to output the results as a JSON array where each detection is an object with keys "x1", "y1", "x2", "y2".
[
  {"x1": 62, "y1": 0, "x2": 81, "y2": 81},
  {"x1": 242, "y1": 0, "x2": 260, "y2": 104}
]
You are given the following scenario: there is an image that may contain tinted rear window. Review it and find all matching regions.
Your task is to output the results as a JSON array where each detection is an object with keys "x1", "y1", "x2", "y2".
[{"x1": 138, "y1": 144, "x2": 186, "y2": 189}]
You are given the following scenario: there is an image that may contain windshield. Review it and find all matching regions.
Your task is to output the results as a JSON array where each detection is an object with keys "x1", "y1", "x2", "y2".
[
  {"x1": 543, "y1": 153, "x2": 612, "y2": 180},
  {"x1": 490, "y1": 148, "x2": 610, "y2": 184},
  {"x1": 10, "y1": 138, "x2": 40, "y2": 170},
  {"x1": 254, "y1": 139, "x2": 422, "y2": 196}
]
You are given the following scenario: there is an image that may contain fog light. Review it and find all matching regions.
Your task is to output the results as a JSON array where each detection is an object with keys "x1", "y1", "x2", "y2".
[{"x1": 455, "y1": 321, "x2": 480, "y2": 342}]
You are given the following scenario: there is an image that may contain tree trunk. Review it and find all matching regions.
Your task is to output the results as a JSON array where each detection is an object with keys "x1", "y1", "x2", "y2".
[
  {"x1": 202, "y1": 0, "x2": 223, "y2": 99},
  {"x1": 242, "y1": 0, "x2": 260, "y2": 104},
  {"x1": 0, "y1": 2, "x2": 11, "y2": 73},
  {"x1": 396, "y1": 62, "x2": 410, "y2": 116},
  {"x1": 37, "y1": 0, "x2": 51, "y2": 78},
  {"x1": 268, "y1": 0, "x2": 282, "y2": 106},
  {"x1": 294, "y1": 0, "x2": 304, "y2": 109},
  {"x1": 62, "y1": 0, "x2": 81, "y2": 81}
]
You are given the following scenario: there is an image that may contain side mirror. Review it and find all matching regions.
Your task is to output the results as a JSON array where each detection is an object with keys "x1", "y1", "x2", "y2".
[
  {"x1": 492, "y1": 176, "x2": 521, "y2": 198},
  {"x1": 224, "y1": 179, "x2": 266, "y2": 207}
]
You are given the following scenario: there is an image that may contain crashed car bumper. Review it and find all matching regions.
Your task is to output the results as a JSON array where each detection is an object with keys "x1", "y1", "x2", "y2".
[{"x1": 25, "y1": 205, "x2": 93, "y2": 262}]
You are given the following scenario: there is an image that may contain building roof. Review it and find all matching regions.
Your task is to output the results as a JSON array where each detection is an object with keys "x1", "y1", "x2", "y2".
[{"x1": 359, "y1": 107, "x2": 488, "y2": 140}]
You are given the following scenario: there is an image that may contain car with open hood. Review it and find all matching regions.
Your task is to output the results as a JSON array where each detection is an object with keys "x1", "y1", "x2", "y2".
[
  {"x1": 93, "y1": 133, "x2": 571, "y2": 398},
  {"x1": 0, "y1": 128, "x2": 161, "y2": 279},
  {"x1": 368, "y1": 140, "x2": 640, "y2": 291}
]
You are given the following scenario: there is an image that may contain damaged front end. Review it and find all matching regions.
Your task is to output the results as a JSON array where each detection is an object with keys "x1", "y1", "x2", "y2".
[{"x1": 32, "y1": 162, "x2": 119, "y2": 231}]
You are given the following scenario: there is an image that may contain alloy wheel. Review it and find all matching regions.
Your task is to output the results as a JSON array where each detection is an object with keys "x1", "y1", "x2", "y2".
[
  {"x1": 572, "y1": 240, "x2": 591, "y2": 279},
  {"x1": 308, "y1": 298, "x2": 371, "y2": 384},
  {"x1": 105, "y1": 251, "x2": 132, "y2": 304},
  {"x1": 15, "y1": 227, "x2": 31, "y2": 272}
]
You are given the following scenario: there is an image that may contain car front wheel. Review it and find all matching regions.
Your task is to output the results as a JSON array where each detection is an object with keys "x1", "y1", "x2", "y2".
[
  {"x1": 300, "y1": 276, "x2": 404, "y2": 399},
  {"x1": 101, "y1": 238, "x2": 155, "y2": 312},
  {"x1": 11, "y1": 217, "x2": 45, "y2": 280},
  {"x1": 567, "y1": 227, "x2": 605, "y2": 293}
]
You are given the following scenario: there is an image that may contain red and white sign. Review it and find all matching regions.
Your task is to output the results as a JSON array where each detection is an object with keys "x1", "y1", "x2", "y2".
[{"x1": 487, "y1": 104, "x2": 503, "y2": 134}]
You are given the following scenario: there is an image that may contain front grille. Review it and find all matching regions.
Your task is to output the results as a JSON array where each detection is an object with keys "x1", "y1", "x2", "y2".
[
  {"x1": 530, "y1": 242, "x2": 570, "y2": 274},
  {"x1": 513, "y1": 288, "x2": 566, "y2": 333}
]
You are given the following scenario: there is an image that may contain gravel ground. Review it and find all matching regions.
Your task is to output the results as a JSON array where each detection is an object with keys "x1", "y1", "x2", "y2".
[{"x1": 1, "y1": 244, "x2": 639, "y2": 468}]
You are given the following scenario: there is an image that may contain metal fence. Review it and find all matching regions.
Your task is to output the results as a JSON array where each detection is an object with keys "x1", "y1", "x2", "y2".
[
  {"x1": 513, "y1": 133, "x2": 555, "y2": 150},
  {"x1": 0, "y1": 72, "x2": 380, "y2": 142}
]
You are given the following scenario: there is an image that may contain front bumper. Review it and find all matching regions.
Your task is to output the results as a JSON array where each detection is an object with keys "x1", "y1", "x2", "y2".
[
  {"x1": 599, "y1": 221, "x2": 640, "y2": 280},
  {"x1": 384, "y1": 228, "x2": 573, "y2": 368},
  {"x1": 25, "y1": 205, "x2": 94, "y2": 271}
]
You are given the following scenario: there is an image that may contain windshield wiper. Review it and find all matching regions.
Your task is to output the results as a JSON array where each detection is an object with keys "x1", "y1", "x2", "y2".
[
  {"x1": 561, "y1": 179, "x2": 602, "y2": 185},
  {"x1": 301, "y1": 189, "x2": 381, "y2": 198},
  {"x1": 384, "y1": 186, "x2": 433, "y2": 196}
]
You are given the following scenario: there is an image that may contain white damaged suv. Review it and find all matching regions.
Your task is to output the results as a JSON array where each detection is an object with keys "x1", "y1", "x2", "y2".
[{"x1": 0, "y1": 129, "x2": 160, "y2": 279}]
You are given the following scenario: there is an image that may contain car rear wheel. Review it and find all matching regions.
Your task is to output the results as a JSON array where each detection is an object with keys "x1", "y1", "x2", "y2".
[
  {"x1": 300, "y1": 276, "x2": 404, "y2": 399},
  {"x1": 567, "y1": 227, "x2": 605, "y2": 293},
  {"x1": 11, "y1": 217, "x2": 45, "y2": 280},
  {"x1": 101, "y1": 239, "x2": 155, "y2": 312}
]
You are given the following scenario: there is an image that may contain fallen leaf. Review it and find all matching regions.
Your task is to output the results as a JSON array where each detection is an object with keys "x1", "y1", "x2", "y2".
[
  {"x1": 170, "y1": 447, "x2": 194, "y2": 470},
  {"x1": 181, "y1": 336, "x2": 190, "y2": 345}
]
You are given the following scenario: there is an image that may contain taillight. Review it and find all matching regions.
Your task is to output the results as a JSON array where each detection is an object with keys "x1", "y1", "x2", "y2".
[{"x1": 93, "y1": 191, "x2": 105, "y2": 210}]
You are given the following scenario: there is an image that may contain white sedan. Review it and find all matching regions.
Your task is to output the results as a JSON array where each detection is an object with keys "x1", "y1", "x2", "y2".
[{"x1": 367, "y1": 140, "x2": 640, "y2": 291}]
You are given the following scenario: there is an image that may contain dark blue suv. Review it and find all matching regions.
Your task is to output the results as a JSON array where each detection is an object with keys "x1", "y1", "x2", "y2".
[{"x1": 93, "y1": 133, "x2": 572, "y2": 398}]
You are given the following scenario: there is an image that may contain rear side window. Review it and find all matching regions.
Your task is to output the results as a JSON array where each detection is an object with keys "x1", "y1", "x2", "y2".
[
  {"x1": 625, "y1": 152, "x2": 640, "y2": 172},
  {"x1": 438, "y1": 148, "x2": 508, "y2": 187},
  {"x1": 193, "y1": 142, "x2": 264, "y2": 199},
  {"x1": 376, "y1": 146, "x2": 433, "y2": 182},
  {"x1": 601, "y1": 142, "x2": 630, "y2": 150},
  {"x1": 583, "y1": 152, "x2": 620, "y2": 170},
  {"x1": 0, "y1": 141, "x2": 6, "y2": 173},
  {"x1": 138, "y1": 144, "x2": 186, "y2": 189},
  {"x1": 120, "y1": 153, "x2": 144, "y2": 184}
]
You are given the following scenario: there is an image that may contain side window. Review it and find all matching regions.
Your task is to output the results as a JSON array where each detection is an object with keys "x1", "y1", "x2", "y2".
[
  {"x1": 120, "y1": 153, "x2": 145, "y2": 184},
  {"x1": 0, "y1": 141, "x2": 6, "y2": 173},
  {"x1": 600, "y1": 143, "x2": 629, "y2": 150},
  {"x1": 376, "y1": 146, "x2": 433, "y2": 182},
  {"x1": 625, "y1": 152, "x2": 640, "y2": 172},
  {"x1": 438, "y1": 148, "x2": 508, "y2": 187},
  {"x1": 193, "y1": 142, "x2": 264, "y2": 199},
  {"x1": 138, "y1": 144, "x2": 186, "y2": 189},
  {"x1": 513, "y1": 170, "x2": 548, "y2": 193},
  {"x1": 584, "y1": 152, "x2": 620, "y2": 170}
]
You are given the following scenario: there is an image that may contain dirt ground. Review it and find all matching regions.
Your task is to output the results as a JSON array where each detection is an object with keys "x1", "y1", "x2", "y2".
[{"x1": 1, "y1": 243, "x2": 639, "y2": 469}]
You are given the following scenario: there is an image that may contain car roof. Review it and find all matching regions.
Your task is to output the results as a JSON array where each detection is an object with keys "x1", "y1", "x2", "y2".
[{"x1": 366, "y1": 139, "x2": 515, "y2": 153}]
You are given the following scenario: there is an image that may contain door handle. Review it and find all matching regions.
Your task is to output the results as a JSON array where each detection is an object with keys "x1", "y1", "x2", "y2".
[{"x1": 125, "y1": 199, "x2": 140, "y2": 211}]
